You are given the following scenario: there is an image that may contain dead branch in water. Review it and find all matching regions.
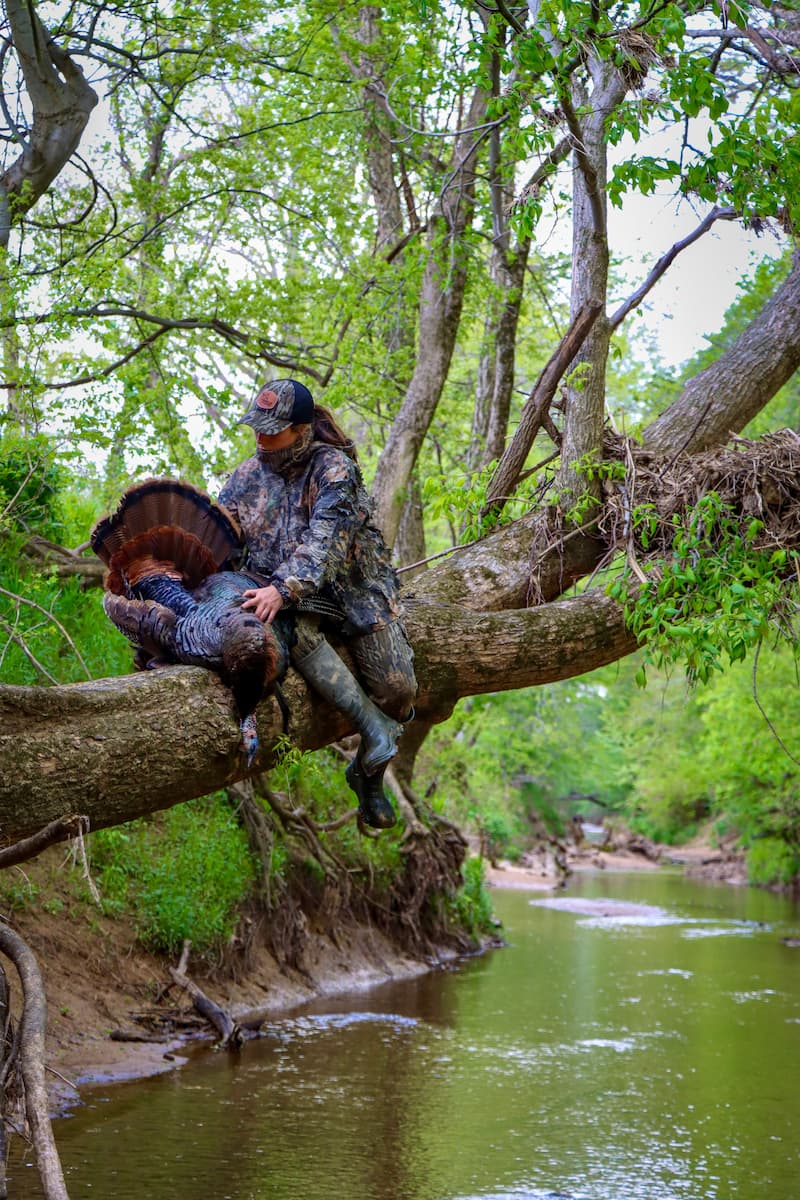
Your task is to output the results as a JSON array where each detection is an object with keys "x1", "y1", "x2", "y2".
[{"x1": 168, "y1": 943, "x2": 244, "y2": 1050}]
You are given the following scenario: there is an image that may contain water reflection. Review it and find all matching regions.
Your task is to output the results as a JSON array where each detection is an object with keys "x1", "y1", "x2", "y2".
[{"x1": 8, "y1": 871, "x2": 800, "y2": 1200}]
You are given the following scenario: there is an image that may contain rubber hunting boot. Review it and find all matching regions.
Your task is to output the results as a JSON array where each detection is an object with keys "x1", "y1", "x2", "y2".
[
  {"x1": 345, "y1": 754, "x2": 397, "y2": 829},
  {"x1": 294, "y1": 638, "x2": 402, "y2": 775}
]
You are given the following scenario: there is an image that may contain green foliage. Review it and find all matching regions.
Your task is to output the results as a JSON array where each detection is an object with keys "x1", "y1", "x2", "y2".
[
  {"x1": 0, "y1": 870, "x2": 40, "y2": 912},
  {"x1": 609, "y1": 492, "x2": 791, "y2": 685},
  {"x1": 600, "y1": 645, "x2": 800, "y2": 883},
  {"x1": 474, "y1": 807, "x2": 521, "y2": 864},
  {"x1": 0, "y1": 433, "x2": 63, "y2": 536},
  {"x1": 91, "y1": 796, "x2": 256, "y2": 954},
  {"x1": 746, "y1": 838, "x2": 800, "y2": 888},
  {"x1": 421, "y1": 460, "x2": 543, "y2": 544},
  {"x1": 570, "y1": 451, "x2": 626, "y2": 486},
  {"x1": 446, "y1": 856, "x2": 495, "y2": 941},
  {"x1": 417, "y1": 679, "x2": 630, "y2": 855},
  {"x1": 0, "y1": 560, "x2": 131, "y2": 687}
]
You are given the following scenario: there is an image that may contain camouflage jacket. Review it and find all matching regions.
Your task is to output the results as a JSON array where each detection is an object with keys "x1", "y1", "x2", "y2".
[{"x1": 218, "y1": 443, "x2": 402, "y2": 634}]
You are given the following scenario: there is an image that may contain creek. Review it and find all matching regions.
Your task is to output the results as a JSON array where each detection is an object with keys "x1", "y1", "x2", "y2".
[{"x1": 9, "y1": 869, "x2": 800, "y2": 1199}]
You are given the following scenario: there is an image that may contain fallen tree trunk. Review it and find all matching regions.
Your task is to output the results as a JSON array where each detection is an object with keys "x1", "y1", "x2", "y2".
[{"x1": 167, "y1": 966, "x2": 244, "y2": 1050}]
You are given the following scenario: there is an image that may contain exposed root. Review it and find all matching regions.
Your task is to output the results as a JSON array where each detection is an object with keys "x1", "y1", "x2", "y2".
[
  {"x1": 384, "y1": 767, "x2": 428, "y2": 838},
  {"x1": 0, "y1": 815, "x2": 89, "y2": 871},
  {"x1": 0, "y1": 924, "x2": 70, "y2": 1200}
]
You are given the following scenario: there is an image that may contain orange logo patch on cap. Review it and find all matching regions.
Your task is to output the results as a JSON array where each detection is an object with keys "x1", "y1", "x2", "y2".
[{"x1": 256, "y1": 389, "x2": 279, "y2": 410}]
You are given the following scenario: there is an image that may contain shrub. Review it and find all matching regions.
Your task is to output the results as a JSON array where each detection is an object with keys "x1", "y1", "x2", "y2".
[
  {"x1": 746, "y1": 837, "x2": 800, "y2": 888},
  {"x1": 92, "y1": 795, "x2": 256, "y2": 954},
  {"x1": 447, "y1": 855, "x2": 496, "y2": 941}
]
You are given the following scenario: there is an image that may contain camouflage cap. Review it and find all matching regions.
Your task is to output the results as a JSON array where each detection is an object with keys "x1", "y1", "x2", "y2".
[{"x1": 236, "y1": 379, "x2": 315, "y2": 436}]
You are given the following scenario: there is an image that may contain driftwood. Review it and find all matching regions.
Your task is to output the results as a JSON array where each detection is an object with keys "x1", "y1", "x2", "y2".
[{"x1": 167, "y1": 943, "x2": 244, "y2": 1050}]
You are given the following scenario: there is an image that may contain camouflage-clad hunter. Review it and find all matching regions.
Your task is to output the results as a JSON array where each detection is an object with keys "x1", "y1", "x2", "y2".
[{"x1": 220, "y1": 378, "x2": 417, "y2": 829}]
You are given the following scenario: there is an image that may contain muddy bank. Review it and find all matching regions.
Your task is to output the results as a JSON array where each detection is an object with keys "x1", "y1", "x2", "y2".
[
  {"x1": 1, "y1": 852, "x2": 465, "y2": 1113},
  {"x1": 484, "y1": 829, "x2": 748, "y2": 891}
]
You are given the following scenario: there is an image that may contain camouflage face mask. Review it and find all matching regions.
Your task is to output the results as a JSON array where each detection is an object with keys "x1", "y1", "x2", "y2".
[{"x1": 256, "y1": 425, "x2": 314, "y2": 471}]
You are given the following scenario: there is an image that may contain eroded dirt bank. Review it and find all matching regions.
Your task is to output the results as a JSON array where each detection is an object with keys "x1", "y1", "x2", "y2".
[{"x1": 1, "y1": 851, "x2": 463, "y2": 1112}]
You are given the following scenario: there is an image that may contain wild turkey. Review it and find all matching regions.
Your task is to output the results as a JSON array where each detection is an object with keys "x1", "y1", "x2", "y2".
[{"x1": 91, "y1": 478, "x2": 292, "y2": 764}]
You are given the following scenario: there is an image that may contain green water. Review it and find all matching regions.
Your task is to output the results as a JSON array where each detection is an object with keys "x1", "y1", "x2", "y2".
[{"x1": 9, "y1": 871, "x2": 800, "y2": 1199}]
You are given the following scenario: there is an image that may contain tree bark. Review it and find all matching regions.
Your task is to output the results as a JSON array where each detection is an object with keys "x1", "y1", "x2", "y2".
[{"x1": 0, "y1": 587, "x2": 635, "y2": 841}]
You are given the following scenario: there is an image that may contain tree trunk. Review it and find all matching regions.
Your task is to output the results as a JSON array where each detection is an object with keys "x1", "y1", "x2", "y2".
[
  {"x1": 557, "y1": 63, "x2": 627, "y2": 504},
  {"x1": 371, "y1": 85, "x2": 489, "y2": 546},
  {"x1": 337, "y1": 8, "x2": 424, "y2": 567},
  {"x1": 394, "y1": 473, "x2": 427, "y2": 574},
  {"x1": 644, "y1": 251, "x2": 800, "y2": 455},
  {"x1": 0, "y1": 586, "x2": 636, "y2": 841}
]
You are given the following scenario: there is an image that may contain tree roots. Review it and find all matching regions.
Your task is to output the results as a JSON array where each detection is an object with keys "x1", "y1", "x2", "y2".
[{"x1": 0, "y1": 924, "x2": 69, "y2": 1200}]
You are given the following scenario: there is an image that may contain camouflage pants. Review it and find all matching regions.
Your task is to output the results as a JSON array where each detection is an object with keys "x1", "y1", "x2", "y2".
[{"x1": 291, "y1": 615, "x2": 416, "y2": 720}]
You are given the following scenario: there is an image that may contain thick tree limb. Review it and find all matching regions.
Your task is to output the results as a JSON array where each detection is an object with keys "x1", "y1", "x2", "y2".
[
  {"x1": 0, "y1": 588, "x2": 636, "y2": 841},
  {"x1": 1, "y1": 0, "x2": 98, "y2": 245},
  {"x1": 644, "y1": 251, "x2": 800, "y2": 455}
]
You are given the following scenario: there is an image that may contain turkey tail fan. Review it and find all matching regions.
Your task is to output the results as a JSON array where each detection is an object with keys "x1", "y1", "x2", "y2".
[
  {"x1": 103, "y1": 528, "x2": 221, "y2": 596},
  {"x1": 91, "y1": 478, "x2": 242, "y2": 570}
]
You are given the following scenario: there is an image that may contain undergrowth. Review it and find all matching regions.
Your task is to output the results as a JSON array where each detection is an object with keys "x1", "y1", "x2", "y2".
[
  {"x1": 91, "y1": 795, "x2": 256, "y2": 955},
  {"x1": 446, "y1": 856, "x2": 495, "y2": 940}
]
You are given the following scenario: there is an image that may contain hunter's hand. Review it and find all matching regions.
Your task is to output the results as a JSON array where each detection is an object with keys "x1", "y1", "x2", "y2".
[{"x1": 242, "y1": 585, "x2": 284, "y2": 623}]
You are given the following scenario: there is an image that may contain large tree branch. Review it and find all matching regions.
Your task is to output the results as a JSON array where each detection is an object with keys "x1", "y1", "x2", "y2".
[
  {"x1": 1, "y1": 0, "x2": 98, "y2": 244},
  {"x1": 4, "y1": 303, "x2": 328, "y2": 388},
  {"x1": 0, "y1": 588, "x2": 635, "y2": 842},
  {"x1": 481, "y1": 301, "x2": 602, "y2": 517},
  {"x1": 644, "y1": 250, "x2": 800, "y2": 454}
]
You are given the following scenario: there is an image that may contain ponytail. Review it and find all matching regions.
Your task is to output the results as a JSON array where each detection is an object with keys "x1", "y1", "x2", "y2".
[{"x1": 313, "y1": 406, "x2": 358, "y2": 463}]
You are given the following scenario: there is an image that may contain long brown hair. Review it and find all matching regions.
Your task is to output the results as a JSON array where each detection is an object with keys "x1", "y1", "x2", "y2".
[{"x1": 312, "y1": 405, "x2": 358, "y2": 463}]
